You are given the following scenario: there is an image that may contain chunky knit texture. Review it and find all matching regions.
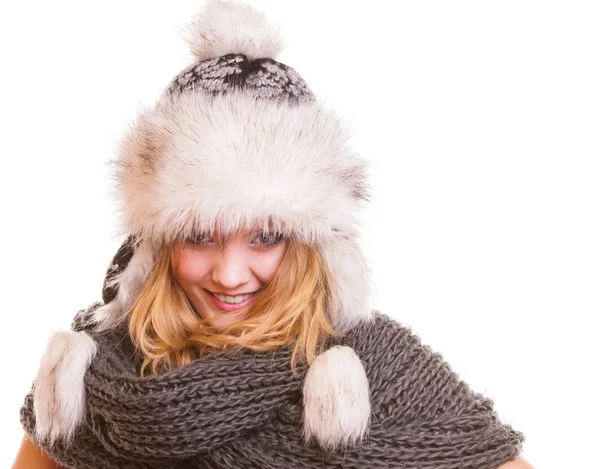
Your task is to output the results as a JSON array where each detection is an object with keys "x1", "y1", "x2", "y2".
[{"x1": 20, "y1": 302, "x2": 524, "y2": 469}]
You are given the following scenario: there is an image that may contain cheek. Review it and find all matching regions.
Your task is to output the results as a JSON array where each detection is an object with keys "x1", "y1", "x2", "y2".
[
  {"x1": 172, "y1": 249, "x2": 210, "y2": 285},
  {"x1": 256, "y1": 245, "x2": 287, "y2": 282}
]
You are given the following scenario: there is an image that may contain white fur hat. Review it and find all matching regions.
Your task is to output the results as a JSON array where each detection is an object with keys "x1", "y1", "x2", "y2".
[
  {"x1": 94, "y1": 0, "x2": 376, "y2": 336},
  {"x1": 52, "y1": 0, "x2": 375, "y2": 451}
]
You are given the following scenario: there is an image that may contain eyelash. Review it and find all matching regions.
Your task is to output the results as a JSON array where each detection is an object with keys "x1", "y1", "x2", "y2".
[{"x1": 186, "y1": 232, "x2": 284, "y2": 248}]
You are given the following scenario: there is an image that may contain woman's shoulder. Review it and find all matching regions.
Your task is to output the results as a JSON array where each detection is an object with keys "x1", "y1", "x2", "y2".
[{"x1": 341, "y1": 310, "x2": 425, "y2": 354}]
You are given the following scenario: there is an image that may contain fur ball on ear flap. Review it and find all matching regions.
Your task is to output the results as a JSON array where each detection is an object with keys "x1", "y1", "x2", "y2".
[
  {"x1": 182, "y1": 0, "x2": 285, "y2": 62},
  {"x1": 302, "y1": 345, "x2": 371, "y2": 451},
  {"x1": 32, "y1": 330, "x2": 97, "y2": 445}
]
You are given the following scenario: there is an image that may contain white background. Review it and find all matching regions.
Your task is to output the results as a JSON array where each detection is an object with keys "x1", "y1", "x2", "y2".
[{"x1": 2, "y1": 1, "x2": 598, "y2": 467}]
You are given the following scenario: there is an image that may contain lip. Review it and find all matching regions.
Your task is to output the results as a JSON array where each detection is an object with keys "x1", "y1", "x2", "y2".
[
  {"x1": 205, "y1": 289, "x2": 261, "y2": 312},
  {"x1": 210, "y1": 290, "x2": 257, "y2": 296}
]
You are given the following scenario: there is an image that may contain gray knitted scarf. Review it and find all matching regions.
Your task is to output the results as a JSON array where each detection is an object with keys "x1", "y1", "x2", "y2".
[{"x1": 20, "y1": 301, "x2": 524, "y2": 469}]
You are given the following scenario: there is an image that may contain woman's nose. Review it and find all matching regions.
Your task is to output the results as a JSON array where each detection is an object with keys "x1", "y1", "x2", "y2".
[{"x1": 211, "y1": 243, "x2": 251, "y2": 288}]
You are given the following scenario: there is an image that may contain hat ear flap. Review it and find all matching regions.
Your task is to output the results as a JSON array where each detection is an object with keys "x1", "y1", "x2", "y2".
[
  {"x1": 302, "y1": 345, "x2": 371, "y2": 451},
  {"x1": 320, "y1": 234, "x2": 376, "y2": 334},
  {"x1": 101, "y1": 234, "x2": 140, "y2": 305},
  {"x1": 93, "y1": 235, "x2": 155, "y2": 331}
]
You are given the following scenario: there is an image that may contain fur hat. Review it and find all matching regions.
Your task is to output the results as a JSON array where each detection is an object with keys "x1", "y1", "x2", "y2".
[{"x1": 38, "y1": 0, "x2": 376, "y2": 452}]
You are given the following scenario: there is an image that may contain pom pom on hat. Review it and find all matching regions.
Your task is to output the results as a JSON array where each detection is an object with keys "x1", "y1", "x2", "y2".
[
  {"x1": 182, "y1": 0, "x2": 285, "y2": 62},
  {"x1": 32, "y1": 330, "x2": 98, "y2": 444}
]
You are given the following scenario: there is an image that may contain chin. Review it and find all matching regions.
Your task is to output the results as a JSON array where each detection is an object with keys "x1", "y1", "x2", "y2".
[{"x1": 205, "y1": 309, "x2": 248, "y2": 331}]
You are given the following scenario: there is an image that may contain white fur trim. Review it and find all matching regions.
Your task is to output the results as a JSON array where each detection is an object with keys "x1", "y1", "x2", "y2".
[
  {"x1": 92, "y1": 238, "x2": 156, "y2": 331},
  {"x1": 33, "y1": 330, "x2": 97, "y2": 444},
  {"x1": 302, "y1": 346, "x2": 371, "y2": 451},
  {"x1": 182, "y1": 0, "x2": 284, "y2": 62},
  {"x1": 322, "y1": 235, "x2": 377, "y2": 332},
  {"x1": 111, "y1": 88, "x2": 370, "y2": 246}
]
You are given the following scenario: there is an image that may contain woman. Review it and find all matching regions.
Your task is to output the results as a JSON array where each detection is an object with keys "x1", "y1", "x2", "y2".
[{"x1": 13, "y1": 1, "x2": 533, "y2": 468}]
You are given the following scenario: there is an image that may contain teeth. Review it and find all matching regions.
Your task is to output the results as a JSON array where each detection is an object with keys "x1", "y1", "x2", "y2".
[{"x1": 213, "y1": 292, "x2": 256, "y2": 304}]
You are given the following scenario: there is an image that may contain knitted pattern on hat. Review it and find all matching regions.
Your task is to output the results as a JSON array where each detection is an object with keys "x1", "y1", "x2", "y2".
[{"x1": 166, "y1": 53, "x2": 314, "y2": 103}]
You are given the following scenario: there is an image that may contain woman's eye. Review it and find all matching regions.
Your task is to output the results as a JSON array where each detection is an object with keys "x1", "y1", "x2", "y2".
[
  {"x1": 252, "y1": 232, "x2": 284, "y2": 247},
  {"x1": 186, "y1": 233, "x2": 213, "y2": 245},
  {"x1": 185, "y1": 232, "x2": 283, "y2": 247}
]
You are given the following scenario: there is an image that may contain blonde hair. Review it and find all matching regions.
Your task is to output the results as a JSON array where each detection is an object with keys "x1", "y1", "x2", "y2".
[{"x1": 127, "y1": 233, "x2": 339, "y2": 377}]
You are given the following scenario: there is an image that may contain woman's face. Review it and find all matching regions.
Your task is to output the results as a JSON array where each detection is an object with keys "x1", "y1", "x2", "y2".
[{"x1": 171, "y1": 228, "x2": 288, "y2": 330}]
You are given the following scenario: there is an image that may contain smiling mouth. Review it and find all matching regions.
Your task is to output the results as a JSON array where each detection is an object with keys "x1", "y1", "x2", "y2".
[{"x1": 204, "y1": 288, "x2": 262, "y2": 312}]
